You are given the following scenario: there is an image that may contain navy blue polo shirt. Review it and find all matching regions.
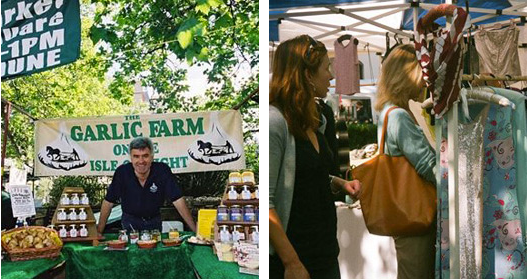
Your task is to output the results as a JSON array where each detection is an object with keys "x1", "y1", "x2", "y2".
[{"x1": 104, "y1": 162, "x2": 182, "y2": 218}]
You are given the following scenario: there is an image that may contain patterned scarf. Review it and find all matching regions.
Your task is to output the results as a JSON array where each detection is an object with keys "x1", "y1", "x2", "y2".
[{"x1": 415, "y1": 4, "x2": 471, "y2": 118}]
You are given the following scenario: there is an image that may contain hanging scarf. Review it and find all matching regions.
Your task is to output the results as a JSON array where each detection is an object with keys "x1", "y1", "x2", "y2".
[{"x1": 415, "y1": 4, "x2": 471, "y2": 118}]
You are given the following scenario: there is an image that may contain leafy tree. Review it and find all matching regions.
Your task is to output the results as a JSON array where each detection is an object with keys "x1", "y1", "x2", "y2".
[
  {"x1": 1, "y1": 16, "x2": 141, "y2": 166},
  {"x1": 90, "y1": 0, "x2": 259, "y2": 173}
]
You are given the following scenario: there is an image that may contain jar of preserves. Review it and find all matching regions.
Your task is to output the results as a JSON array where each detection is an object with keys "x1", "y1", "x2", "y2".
[
  {"x1": 243, "y1": 205, "x2": 256, "y2": 222},
  {"x1": 232, "y1": 225, "x2": 245, "y2": 242},
  {"x1": 151, "y1": 229, "x2": 161, "y2": 242},
  {"x1": 141, "y1": 230, "x2": 151, "y2": 241},
  {"x1": 241, "y1": 170, "x2": 255, "y2": 185},
  {"x1": 219, "y1": 225, "x2": 231, "y2": 243},
  {"x1": 228, "y1": 172, "x2": 242, "y2": 185},
  {"x1": 249, "y1": 226, "x2": 259, "y2": 244},
  {"x1": 130, "y1": 231, "x2": 139, "y2": 244},
  {"x1": 169, "y1": 229, "x2": 180, "y2": 240},
  {"x1": 230, "y1": 205, "x2": 242, "y2": 222},
  {"x1": 118, "y1": 229, "x2": 129, "y2": 242},
  {"x1": 217, "y1": 205, "x2": 229, "y2": 221},
  {"x1": 241, "y1": 185, "x2": 251, "y2": 200}
]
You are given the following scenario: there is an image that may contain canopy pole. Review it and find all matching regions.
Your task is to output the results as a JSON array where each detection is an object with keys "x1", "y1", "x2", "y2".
[{"x1": 1, "y1": 102, "x2": 12, "y2": 188}]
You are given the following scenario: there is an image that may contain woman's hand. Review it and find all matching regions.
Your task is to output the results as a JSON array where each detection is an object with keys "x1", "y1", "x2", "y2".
[
  {"x1": 341, "y1": 179, "x2": 362, "y2": 198},
  {"x1": 284, "y1": 261, "x2": 310, "y2": 279}
]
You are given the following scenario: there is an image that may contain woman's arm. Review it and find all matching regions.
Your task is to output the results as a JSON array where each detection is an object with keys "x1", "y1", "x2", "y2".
[
  {"x1": 270, "y1": 209, "x2": 310, "y2": 279},
  {"x1": 330, "y1": 176, "x2": 361, "y2": 197},
  {"x1": 390, "y1": 109, "x2": 437, "y2": 184},
  {"x1": 269, "y1": 107, "x2": 310, "y2": 279}
]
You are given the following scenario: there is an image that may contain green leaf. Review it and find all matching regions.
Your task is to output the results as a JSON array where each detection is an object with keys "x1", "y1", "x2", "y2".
[
  {"x1": 89, "y1": 25, "x2": 106, "y2": 45},
  {"x1": 195, "y1": 2, "x2": 210, "y2": 15},
  {"x1": 207, "y1": 0, "x2": 223, "y2": 8},
  {"x1": 215, "y1": 14, "x2": 231, "y2": 28},
  {"x1": 197, "y1": 47, "x2": 209, "y2": 62},
  {"x1": 176, "y1": 17, "x2": 198, "y2": 49}
]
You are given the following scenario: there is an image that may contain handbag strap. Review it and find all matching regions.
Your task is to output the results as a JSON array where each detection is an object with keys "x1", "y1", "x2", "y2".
[{"x1": 379, "y1": 106, "x2": 399, "y2": 155}]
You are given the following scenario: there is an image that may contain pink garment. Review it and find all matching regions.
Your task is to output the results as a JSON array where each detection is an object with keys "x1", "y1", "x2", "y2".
[{"x1": 334, "y1": 39, "x2": 360, "y2": 95}]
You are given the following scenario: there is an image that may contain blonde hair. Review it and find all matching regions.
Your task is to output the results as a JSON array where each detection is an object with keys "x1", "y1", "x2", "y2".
[
  {"x1": 270, "y1": 35, "x2": 328, "y2": 139},
  {"x1": 375, "y1": 44, "x2": 423, "y2": 111}
]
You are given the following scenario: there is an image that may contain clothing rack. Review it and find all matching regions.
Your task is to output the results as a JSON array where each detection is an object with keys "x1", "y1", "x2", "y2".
[{"x1": 461, "y1": 74, "x2": 527, "y2": 81}]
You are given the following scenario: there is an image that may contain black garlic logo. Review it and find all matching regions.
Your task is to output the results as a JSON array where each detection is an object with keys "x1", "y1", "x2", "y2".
[
  {"x1": 38, "y1": 123, "x2": 88, "y2": 171},
  {"x1": 188, "y1": 112, "x2": 241, "y2": 165}
]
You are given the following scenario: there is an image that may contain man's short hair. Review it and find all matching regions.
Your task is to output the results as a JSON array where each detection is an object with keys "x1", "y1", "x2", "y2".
[{"x1": 129, "y1": 137, "x2": 154, "y2": 152}]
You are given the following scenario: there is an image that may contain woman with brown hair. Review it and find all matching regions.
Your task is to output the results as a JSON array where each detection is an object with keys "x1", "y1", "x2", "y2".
[
  {"x1": 375, "y1": 44, "x2": 437, "y2": 279},
  {"x1": 269, "y1": 35, "x2": 361, "y2": 279}
]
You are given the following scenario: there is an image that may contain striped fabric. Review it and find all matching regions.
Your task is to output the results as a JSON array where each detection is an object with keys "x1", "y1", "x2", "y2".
[{"x1": 415, "y1": 4, "x2": 471, "y2": 118}]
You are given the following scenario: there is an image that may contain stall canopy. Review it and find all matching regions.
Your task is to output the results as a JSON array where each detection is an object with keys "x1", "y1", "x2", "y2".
[{"x1": 270, "y1": 0, "x2": 527, "y2": 51}]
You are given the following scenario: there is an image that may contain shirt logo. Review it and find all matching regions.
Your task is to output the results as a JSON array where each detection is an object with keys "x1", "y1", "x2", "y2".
[{"x1": 150, "y1": 183, "x2": 158, "y2": 193}]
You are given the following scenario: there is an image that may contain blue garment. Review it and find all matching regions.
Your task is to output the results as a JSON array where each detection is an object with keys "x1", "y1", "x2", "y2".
[
  {"x1": 437, "y1": 102, "x2": 527, "y2": 278},
  {"x1": 105, "y1": 162, "x2": 182, "y2": 219},
  {"x1": 481, "y1": 102, "x2": 526, "y2": 278},
  {"x1": 492, "y1": 88, "x2": 527, "y2": 246}
]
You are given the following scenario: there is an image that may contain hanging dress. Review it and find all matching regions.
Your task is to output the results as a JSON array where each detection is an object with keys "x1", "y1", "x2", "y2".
[{"x1": 334, "y1": 38, "x2": 360, "y2": 95}]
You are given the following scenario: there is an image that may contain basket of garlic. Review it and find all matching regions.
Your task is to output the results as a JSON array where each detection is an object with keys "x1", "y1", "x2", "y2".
[{"x1": 1, "y1": 226, "x2": 63, "y2": 261}]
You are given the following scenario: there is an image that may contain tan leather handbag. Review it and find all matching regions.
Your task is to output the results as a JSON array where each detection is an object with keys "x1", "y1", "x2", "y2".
[{"x1": 352, "y1": 107, "x2": 437, "y2": 236}]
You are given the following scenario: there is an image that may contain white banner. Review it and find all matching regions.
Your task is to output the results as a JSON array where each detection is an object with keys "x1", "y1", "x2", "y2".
[
  {"x1": 35, "y1": 110, "x2": 245, "y2": 176},
  {"x1": 9, "y1": 185, "x2": 36, "y2": 218}
]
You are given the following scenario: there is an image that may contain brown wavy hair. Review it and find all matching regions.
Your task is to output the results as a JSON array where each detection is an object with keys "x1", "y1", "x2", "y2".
[
  {"x1": 270, "y1": 35, "x2": 328, "y2": 139},
  {"x1": 375, "y1": 44, "x2": 423, "y2": 112}
]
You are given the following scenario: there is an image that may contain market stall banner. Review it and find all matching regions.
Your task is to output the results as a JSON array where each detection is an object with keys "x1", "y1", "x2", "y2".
[
  {"x1": 34, "y1": 110, "x2": 246, "y2": 176},
  {"x1": 1, "y1": 0, "x2": 81, "y2": 79}
]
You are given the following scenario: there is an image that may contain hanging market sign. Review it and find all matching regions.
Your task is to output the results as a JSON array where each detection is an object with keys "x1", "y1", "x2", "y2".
[
  {"x1": 34, "y1": 110, "x2": 246, "y2": 176},
  {"x1": 1, "y1": 0, "x2": 81, "y2": 79}
]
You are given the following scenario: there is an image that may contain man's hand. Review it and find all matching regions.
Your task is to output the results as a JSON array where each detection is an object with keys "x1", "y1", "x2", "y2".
[
  {"x1": 342, "y1": 179, "x2": 362, "y2": 198},
  {"x1": 284, "y1": 261, "x2": 310, "y2": 279}
]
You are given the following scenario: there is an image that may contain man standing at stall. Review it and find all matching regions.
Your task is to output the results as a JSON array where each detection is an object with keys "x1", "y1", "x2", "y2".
[{"x1": 97, "y1": 137, "x2": 196, "y2": 233}]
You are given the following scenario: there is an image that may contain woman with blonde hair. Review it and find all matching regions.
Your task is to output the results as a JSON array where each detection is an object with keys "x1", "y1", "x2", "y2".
[
  {"x1": 269, "y1": 35, "x2": 361, "y2": 279},
  {"x1": 375, "y1": 44, "x2": 437, "y2": 278}
]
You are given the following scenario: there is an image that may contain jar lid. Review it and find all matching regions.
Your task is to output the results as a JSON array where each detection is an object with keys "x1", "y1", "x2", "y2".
[
  {"x1": 231, "y1": 205, "x2": 241, "y2": 208},
  {"x1": 244, "y1": 205, "x2": 254, "y2": 208}
]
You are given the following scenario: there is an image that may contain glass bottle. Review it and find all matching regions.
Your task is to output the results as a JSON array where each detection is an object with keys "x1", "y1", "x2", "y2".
[
  {"x1": 69, "y1": 208, "x2": 77, "y2": 220},
  {"x1": 58, "y1": 208, "x2": 67, "y2": 221},
  {"x1": 59, "y1": 225, "x2": 67, "y2": 238},
  {"x1": 69, "y1": 225, "x2": 78, "y2": 238},
  {"x1": 228, "y1": 186, "x2": 238, "y2": 200},
  {"x1": 250, "y1": 226, "x2": 259, "y2": 244},
  {"x1": 80, "y1": 224, "x2": 88, "y2": 237},
  {"x1": 71, "y1": 193, "x2": 80, "y2": 205},
  {"x1": 61, "y1": 194, "x2": 70, "y2": 205},
  {"x1": 81, "y1": 193, "x2": 89, "y2": 205},
  {"x1": 78, "y1": 208, "x2": 87, "y2": 220},
  {"x1": 219, "y1": 225, "x2": 231, "y2": 243},
  {"x1": 241, "y1": 185, "x2": 251, "y2": 200}
]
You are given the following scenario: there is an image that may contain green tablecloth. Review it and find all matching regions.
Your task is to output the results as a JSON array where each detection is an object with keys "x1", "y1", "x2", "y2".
[
  {"x1": 190, "y1": 245, "x2": 258, "y2": 279},
  {"x1": 61, "y1": 233, "x2": 195, "y2": 279},
  {"x1": 1, "y1": 254, "x2": 65, "y2": 279}
]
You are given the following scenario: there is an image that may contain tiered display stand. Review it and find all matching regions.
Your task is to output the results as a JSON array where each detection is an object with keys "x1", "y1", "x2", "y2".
[{"x1": 51, "y1": 187, "x2": 102, "y2": 246}]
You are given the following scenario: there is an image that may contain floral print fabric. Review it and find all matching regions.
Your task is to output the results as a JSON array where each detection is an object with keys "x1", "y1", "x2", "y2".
[{"x1": 436, "y1": 103, "x2": 526, "y2": 278}]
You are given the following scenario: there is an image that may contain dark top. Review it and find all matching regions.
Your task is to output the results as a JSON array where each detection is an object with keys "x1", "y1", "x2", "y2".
[
  {"x1": 287, "y1": 132, "x2": 339, "y2": 269},
  {"x1": 317, "y1": 100, "x2": 339, "y2": 176},
  {"x1": 105, "y1": 162, "x2": 182, "y2": 218}
]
